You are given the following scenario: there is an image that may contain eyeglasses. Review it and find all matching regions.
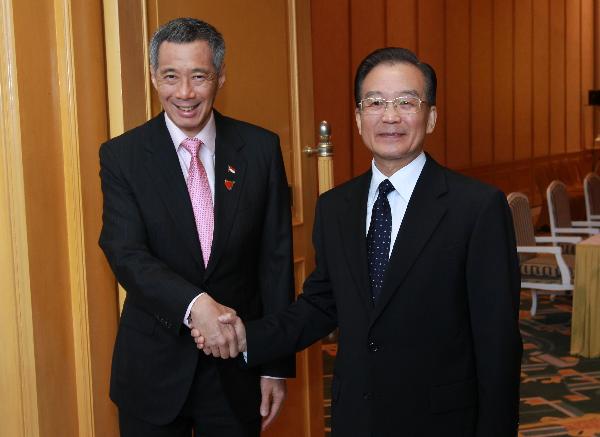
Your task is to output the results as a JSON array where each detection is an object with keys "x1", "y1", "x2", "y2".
[{"x1": 358, "y1": 96, "x2": 427, "y2": 115}]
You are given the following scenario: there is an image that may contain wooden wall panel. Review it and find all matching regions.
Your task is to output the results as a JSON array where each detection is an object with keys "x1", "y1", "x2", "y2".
[
  {"x1": 71, "y1": 0, "x2": 119, "y2": 435},
  {"x1": 549, "y1": 0, "x2": 566, "y2": 156},
  {"x1": 470, "y1": 0, "x2": 494, "y2": 165},
  {"x1": 566, "y1": 0, "x2": 582, "y2": 152},
  {"x1": 418, "y1": 0, "x2": 446, "y2": 165},
  {"x1": 118, "y1": 0, "x2": 151, "y2": 131},
  {"x1": 350, "y1": 0, "x2": 386, "y2": 175},
  {"x1": 311, "y1": 0, "x2": 596, "y2": 205},
  {"x1": 596, "y1": 0, "x2": 600, "y2": 158},
  {"x1": 532, "y1": 0, "x2": 550, "y2": 158},
  {"x1": 386, "y1": 0, "x2": 418, "y2": 51},
  {"x1": 12, "y1": 0, "x2": 79, "y2": 434},
  {"x1": 493, "y1": 0, "x2": 514, "y2": 163},
  {"x1": 581, "y1": 0, "x2": 595, "y2": 152},
  {"x1": 311, "y1": 0, "x2": 352, "y2": 184},
  {"x1": 0, "y1": 0, "x2": 40, "y2": 434},
  {"x1": 514, "y1": 0, "x2": 534, "y2": 161},
  {"x1": 445, "y1": 0, "x2": 470, "y2": 169}
]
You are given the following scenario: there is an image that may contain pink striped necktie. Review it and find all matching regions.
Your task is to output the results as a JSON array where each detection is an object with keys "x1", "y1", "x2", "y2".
[{"x1": 181, "y1": 138, "x2": 213, "y2": 267}]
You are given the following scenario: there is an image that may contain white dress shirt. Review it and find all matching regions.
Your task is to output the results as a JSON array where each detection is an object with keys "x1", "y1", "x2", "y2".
[{"x1": 366, "y1": 153, "x2": 426, "y2": 256}]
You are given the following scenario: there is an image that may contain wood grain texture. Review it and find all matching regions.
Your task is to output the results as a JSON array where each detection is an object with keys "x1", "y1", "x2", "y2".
[
  {"x1": 311, "y1": 0, "x2": 595, "y2": 188},
  {"x1": 470, "y1": 0, "x2": 494, "y2": 165}
]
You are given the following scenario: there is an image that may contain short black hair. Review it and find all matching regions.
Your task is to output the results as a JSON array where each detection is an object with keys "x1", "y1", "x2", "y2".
[
  {"x1": 354, "y1": 47, "x2": 437, "y2": 106},
  {"x1": 149, "y1": 17, "x2": 225, "y2": 73}
]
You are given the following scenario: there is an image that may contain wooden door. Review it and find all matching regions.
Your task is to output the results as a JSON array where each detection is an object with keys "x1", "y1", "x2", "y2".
[{"x1": 105, "y1": 1, "x2": 324, "y2": 435}]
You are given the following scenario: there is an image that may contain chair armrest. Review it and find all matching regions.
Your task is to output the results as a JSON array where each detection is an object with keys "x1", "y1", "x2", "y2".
[
  {"x1": 517, "y1": 245, "x2": 561, "y2": 255},
  {"x1": 535, "y1": 236, "x2": 582, "y2": 244},
  {"x1": 555, "y1": 227, "x2": 599, "y2": 236},
  {"x1": 572, "y1": 220, "x2": 600, "y2": 227}
]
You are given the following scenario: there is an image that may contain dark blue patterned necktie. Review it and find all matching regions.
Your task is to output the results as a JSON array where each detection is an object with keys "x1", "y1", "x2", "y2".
[{"x1": 367, "y1": 179, "x2": 395, "y2": 303}]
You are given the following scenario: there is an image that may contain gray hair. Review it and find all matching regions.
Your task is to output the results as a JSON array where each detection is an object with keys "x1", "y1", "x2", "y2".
[{"x1": 149, "y1": 17, "x2": 225, "y2": 73}]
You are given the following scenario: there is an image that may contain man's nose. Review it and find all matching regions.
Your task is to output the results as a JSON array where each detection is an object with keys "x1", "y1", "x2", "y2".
[
  {"x1": 381, "y1": 104, "x2": 401, "y2": 122},
  {"x1": 175, "y1": 77, "x2": 195, "y2": 99}
]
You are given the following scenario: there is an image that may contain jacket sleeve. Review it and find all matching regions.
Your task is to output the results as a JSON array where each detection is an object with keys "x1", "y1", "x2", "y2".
[
  {"x1": 253, "y1": 136, "x2": 297, "y2": 377},
  {"x1": 466, "y1": 189, "x2": 522, "y2": 436},
  {"x1": 98, "y1": 141, "x2": 199, "y2": 334},
  {"x1": 246, "y1": 196, "x2": 338, "y2": 367}
]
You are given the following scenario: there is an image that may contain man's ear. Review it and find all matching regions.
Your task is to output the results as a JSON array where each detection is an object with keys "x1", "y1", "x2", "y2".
[
  {"x1": 355, "y1": 108, "x2": 362, "y2": 135},
  {"x1": 217, "y1": 65, "x2": 226, "y2": 89},
  {"x1": 426, "y1": 106, "x2": 437, "y2": 134},
  {"x1": 150, "y1": 69, "x2": 158, "y2": 90}
]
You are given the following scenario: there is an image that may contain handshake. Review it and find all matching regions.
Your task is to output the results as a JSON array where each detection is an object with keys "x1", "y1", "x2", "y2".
[{"x1": 188, "y1": 292, "x2": 247, "y2": 359}]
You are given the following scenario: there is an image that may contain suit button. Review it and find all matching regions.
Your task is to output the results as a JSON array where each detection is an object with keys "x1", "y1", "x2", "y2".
[
  {"x1": 368, "y1": 341, "x2": 379, "y2": 352},
  {"x1": 363, "y1": 392, "x2": 372, "y2": 400}
]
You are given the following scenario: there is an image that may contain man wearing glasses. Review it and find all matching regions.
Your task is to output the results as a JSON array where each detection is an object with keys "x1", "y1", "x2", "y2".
[
  {"x1": 196, "y1": 47, "x2": 522, "y2": 436},
  {"x1": 99, "y1": 17, "x2": 294, "y2": 437}
]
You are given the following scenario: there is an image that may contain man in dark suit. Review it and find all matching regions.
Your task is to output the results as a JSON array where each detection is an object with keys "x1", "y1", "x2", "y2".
[
  {"x1": 196, "y1": 47, "x2": 522, "y2": 436},
  {"x1": 99, "y1": 18, "x2": 294, "y2": 436}
]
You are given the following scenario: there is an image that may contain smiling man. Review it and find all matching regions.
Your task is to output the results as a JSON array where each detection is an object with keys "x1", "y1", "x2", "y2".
[
  {"x1": 99, "y1": 17, "x2": 294, "y2": 436},
  {"x1": 198, "y1": 47, "x2": 523, "y2": 436}
]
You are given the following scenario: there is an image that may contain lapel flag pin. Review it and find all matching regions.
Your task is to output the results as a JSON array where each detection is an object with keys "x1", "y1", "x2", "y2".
[
  {"x1": 227, "y1": 165, "x2": 236, "y2": 174},
  {"x1": 224, "y1": 179, "x2": 235, "y2": 191}
]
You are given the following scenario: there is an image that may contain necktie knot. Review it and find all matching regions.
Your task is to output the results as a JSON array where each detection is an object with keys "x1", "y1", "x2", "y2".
[
  {"x1": 378, "y1": 179, "x2": 395, "y2": 197},
  {"x1": 181, "y1": 138, "x2": 202, "y2": 156}
]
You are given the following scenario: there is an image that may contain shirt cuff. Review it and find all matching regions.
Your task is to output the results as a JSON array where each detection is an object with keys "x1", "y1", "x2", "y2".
[{"x1": 184, "y1": 292, "x2": 205, "y2": 328}]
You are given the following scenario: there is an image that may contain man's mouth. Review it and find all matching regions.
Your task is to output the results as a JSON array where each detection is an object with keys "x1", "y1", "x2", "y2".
[
  {"x1": 378, "y1": 132, "x2": 406, "y2": 137},
  {"x1": 174, "y1": 103, "x2": 200, "y2": 113}
]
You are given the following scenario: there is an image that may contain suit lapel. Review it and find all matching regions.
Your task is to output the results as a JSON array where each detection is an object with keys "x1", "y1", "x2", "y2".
[
  {"x1": 371, "y1": 155, "x2": 448, "y2": 323},
  {"x1": 142, "y1": 114, "x2": 205, "y2": 271},
  {"x1": 203, "y1": 112, "x2": 246, "y2": 279},
  {"x1": 339, "y1": 171, "x2": 373, "y2": 310}
]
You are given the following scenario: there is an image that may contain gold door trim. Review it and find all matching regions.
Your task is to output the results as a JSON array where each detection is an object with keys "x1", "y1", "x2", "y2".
[
  {"x1": 287, "y1": 0, "x2": 304, "y2": 225},
  {"x1": 0, "y1": 0, "x2": 39, "y2": 434},
  {"x1": 53, "y1": 0, "x2": 95, "y2": 434}
]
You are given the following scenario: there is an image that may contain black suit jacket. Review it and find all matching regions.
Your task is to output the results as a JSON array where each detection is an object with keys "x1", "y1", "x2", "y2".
[
  {"x1": 99, "y1": 111, "x2": 295, "y2": 425},
  {"x1": 246, "y1": 155, "x2": 522, "y2": 436}
]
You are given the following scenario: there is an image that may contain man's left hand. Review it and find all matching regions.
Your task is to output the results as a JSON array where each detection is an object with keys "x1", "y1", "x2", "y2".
[{"x1": 260, "y1": 377, "x2": 286, "y2": 430}]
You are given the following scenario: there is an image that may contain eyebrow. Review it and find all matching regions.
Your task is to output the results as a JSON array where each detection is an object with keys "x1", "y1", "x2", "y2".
[{"x1": 363, "y1": 89, "x2": 421, "y2": 98}]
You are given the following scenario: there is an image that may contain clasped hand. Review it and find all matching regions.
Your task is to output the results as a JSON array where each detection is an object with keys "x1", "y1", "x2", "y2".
[
  {"x1": 189, "y1": 298, "x2": 283, "y2": 431},
  {"x1": 189, "y1": 293, "x2": 246, "y2": 358}
]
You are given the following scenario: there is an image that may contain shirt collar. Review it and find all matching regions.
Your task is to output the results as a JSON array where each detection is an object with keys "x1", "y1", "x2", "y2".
[
  {"x1": 165, "y1": 111, "x2": 216, "y2": 155},
  {"x1": 370, "y1": 152, "x2": 426, "y2": 202}
]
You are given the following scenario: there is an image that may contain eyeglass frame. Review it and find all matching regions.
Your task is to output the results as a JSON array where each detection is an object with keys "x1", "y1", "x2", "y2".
[{"x1": 357, "y1": 95, "x2": 428, "y2": 115}]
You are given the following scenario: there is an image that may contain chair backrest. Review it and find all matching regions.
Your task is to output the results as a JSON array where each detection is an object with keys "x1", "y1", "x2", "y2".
[
  {"x1": 584, "y1": 172, "x2": 600, "y2": 219},
  {"x1": 547, "y1": 180, "x2": 572, "y2": 232},
  {"x1": 507, "y1": 192, "x2": 536, "y2": 261}
]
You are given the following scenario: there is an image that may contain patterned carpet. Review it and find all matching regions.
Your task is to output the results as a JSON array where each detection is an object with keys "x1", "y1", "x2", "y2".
[{"x1": 322, "y1": 293, "x2": 600, "y2": 436}]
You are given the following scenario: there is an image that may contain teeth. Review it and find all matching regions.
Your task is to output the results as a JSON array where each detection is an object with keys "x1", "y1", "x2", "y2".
[{"x1": 176, "y1": 104, "x2": 197, "y2": 111}]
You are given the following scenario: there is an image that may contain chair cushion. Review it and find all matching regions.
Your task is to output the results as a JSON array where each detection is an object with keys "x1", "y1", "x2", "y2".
[
  {"x1": 557, "y1": 242, "x2": 576, "y2": 255},
  {"x1": 520, "y1": 254, "x2": 574, "y2": 281}
]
